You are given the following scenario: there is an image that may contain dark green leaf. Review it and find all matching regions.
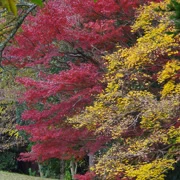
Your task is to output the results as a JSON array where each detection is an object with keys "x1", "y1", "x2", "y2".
[{"x1": 31, "y1": 0, "x2": 43, "y2": 6}]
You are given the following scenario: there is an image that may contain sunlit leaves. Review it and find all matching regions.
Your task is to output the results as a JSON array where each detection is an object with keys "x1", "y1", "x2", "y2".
[
  {"x1": 0, "y1": 0, "x2": 43, "y2": 16},
  {"x1": 31, "y1": 0, "x2": 43, "y2": 6},
  {"x1": 126, "y1": 159, "x2": 176, "y2": 180},
  {"x1": 0, "y1": 0, "x2": 17, "y2": 16},
  {"x1": 1, "y1": 0, "x2": 179, "y2": 178},
  {"x1": 158, "y1": 60, "x2": 180, "y2": 96},
  {"x1": 69, "y1": 0, "x2": 180, "y2": 179}
]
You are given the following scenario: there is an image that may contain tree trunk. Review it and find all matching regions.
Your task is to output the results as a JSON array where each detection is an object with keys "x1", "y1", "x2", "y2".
[
  {"x1": 60, "y1": 160, "x2": 65, "y2": 180},
  {"x1": 70, "y1": 160, "x2": 77, "y2": 180},
  {"x1": 88, "y1": 153, "x2": 94, "y2": 169},
  {"x1": 38, "y1": 163, "x2": 44, "y2": 177}
]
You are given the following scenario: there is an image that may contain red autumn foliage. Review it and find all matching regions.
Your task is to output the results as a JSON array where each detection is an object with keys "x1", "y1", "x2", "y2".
[
  {"x1": 3, "y1": 0, "x2": 161, "y2": 167},
  {"x1": 3, "y1": 0, "x2": 159, "y2": 68},
  {"x1": 74, "y1": 172, "x2": 96, "y2": 180},
  {"x1": 17, "y1": 63, "x2": 109, "y2": 161}
]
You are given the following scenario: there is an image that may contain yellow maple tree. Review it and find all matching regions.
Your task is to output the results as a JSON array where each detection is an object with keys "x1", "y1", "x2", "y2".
[{"x1": 69, "y1": 0, "x2": 180, "y2": 179}]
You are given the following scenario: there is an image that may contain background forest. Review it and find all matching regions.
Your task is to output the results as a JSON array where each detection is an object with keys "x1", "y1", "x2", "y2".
[{"x1": 0, "y1": 0, "x2": 179, "y2": 180}]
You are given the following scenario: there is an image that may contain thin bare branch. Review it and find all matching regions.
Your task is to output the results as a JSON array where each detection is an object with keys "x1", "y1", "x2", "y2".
[{"x1": 0, "y1": 4, "x2": 37, "y2": 64}]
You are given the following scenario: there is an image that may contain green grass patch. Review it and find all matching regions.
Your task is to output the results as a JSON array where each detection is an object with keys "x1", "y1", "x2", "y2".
[{"x1": 0, "y1": 171, "x2": 57, "y2": 180}]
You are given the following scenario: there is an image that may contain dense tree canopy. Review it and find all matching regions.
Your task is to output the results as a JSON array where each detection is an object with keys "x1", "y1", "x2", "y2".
[
  {"x1": 70, "y1": 0, "x2": 180, "y2": 179},
  {"x1": 4, "y1": 0, "x2": 156, "y2": 163},
  {"x1": 0, "y1": 0, "x2": 179, "y2": 179}
]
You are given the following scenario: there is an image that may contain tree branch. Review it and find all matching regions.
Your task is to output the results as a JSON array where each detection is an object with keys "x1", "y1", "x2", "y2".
[{"x1": 0, "y1": 4, "x2": 37, "y2": 64}]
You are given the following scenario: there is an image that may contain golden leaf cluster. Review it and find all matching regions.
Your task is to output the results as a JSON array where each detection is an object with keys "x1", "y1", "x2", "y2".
[{"x1": 69, "y1": 0, "x2": 180, "y2": 179}]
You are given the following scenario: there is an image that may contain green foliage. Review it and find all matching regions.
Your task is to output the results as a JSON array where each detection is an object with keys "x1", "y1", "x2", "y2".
[
  {"x1": 167, "y1": 0, "x2": 180, "y2": 17},
  {"x1": 165, "y1": 161, "x2": 180, "y2": 180},
  {"x1": 65, "y1": 170, "x2": 72, "y2": 180},
  {"x1": 0, "y1": 151, "x2": 17, "y2": 171},
  {"x1": 31, "y1": 0, "x2": 43, "y2": 6},
  {"x1": 28, "y1": 168, "x2": 36, "y2": 177},
  {"x1": 0, "y1": 0, "x2": 43, "y2": 15},
  {"x1": 167, "y1": 0, "x2": 180, "y2": 35},
  {"x1": 39, "y1": 159, "x2": 61, "y2": 179},
  {"x1": 0, "y1": 66, "x2": 35, "y2": 152}
]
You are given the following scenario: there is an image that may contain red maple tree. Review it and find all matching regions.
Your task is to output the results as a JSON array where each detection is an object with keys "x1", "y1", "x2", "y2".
[
  {"x1": 3, "y1": 0, "x2": 161, "y2": 176},
  {"x1": 3, "y1": 0, "x2": 160, "y2": 67},
  {"x1": 16, "y1": 63, "x2": 108, "y2": 161}
]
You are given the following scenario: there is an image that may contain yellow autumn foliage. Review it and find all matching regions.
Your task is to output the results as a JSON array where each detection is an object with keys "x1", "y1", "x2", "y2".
[
  {"x1": 69, "y1": 0, "x2": 180, "y2": 179},
  {"x1": 0, "y1": 66, "x2": 35, "y2": 151},
  {"x1": 126, "y1": 159, "x2": 175, "y2": 180}
]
